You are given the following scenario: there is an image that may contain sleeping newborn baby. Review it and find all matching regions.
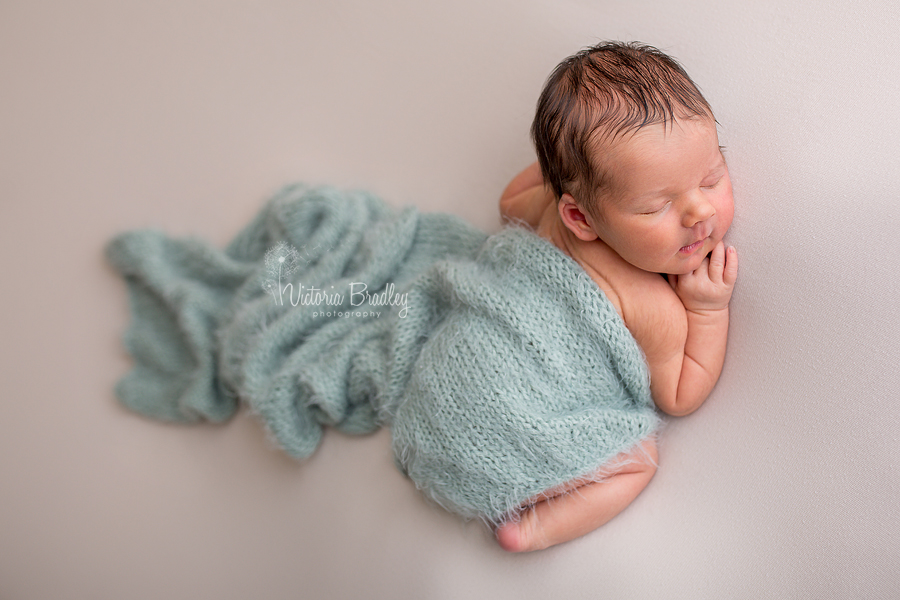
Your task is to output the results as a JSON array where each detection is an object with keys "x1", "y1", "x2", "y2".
[
  {"x1": 493, "y1": 42, "x2": 737, "y2": 551},
  {"x1": 105, "y1": 41, "x2": 737, "y2": 556}
]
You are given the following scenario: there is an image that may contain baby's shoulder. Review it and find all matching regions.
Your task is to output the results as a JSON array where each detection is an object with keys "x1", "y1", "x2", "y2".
[{"x1": 576, "y1": 241, "x2": 686, "y2": 340}]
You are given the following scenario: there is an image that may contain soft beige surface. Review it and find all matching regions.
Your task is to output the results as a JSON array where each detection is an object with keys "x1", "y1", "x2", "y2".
[{"x1": 2, "y1": 1, "x2": 899, "y2": 598}]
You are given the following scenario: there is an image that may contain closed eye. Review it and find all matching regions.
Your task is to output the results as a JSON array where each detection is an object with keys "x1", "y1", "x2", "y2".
[
  {"x1": 640, "y1": 202, "x2": 669, "y2": 215},
  {"x1": 701, "y1": 176, "x2": 723, "y2": 190}
]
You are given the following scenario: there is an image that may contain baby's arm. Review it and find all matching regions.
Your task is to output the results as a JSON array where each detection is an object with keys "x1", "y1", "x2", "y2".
[
  {"x1": 646, "y1": 242, "x2": 738, "y2": 416},
  {"x1": 499, "y1": 162, "x2": 555, "y2": 226}
]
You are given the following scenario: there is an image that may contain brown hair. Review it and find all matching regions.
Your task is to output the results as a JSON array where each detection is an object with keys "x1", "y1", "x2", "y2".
[{"x1": 532, "y1": 41, "x2": 714, "y2": 216}]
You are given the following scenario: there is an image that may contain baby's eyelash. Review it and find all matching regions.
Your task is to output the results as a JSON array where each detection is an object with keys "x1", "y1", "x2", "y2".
[{"x1": 640, "y1": 203, "x2": 668, "y2": 215}]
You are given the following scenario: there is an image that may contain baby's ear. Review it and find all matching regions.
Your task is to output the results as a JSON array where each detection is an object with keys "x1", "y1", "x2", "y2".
[{"x1": 558, "y1": 194, "x2": 600, "y2": 242}]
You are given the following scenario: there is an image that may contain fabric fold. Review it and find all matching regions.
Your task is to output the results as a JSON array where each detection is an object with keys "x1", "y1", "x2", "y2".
[{"x1": 107, "y1": 183, "x2": 659, "y2": 523}]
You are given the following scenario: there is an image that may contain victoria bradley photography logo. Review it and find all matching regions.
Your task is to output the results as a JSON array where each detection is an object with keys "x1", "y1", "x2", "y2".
[{"x1": 260, "y1": 241, "x2": 408, "y2": 318}]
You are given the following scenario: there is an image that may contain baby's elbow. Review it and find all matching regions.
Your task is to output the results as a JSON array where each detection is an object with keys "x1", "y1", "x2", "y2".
[
  {"x1": 499, "y1": 189, "x2": 533, "y2": 224},
  {"x1": 656, "y1": 386, "x2": 709, "y2": 417},
  {"x1": 653, "y1": 393, "x2": 681, "y2": 417},
  {"x1": 499, "y1": 194, "x2": 515, "y2": 220},
  {"x1": 660, "y1": 401, "x2": 700, "y2": 418}
]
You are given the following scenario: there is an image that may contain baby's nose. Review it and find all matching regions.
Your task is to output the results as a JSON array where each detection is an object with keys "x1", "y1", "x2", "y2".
[{"x1": 682, "y1": 195, "x2": 716, "y2": 227}]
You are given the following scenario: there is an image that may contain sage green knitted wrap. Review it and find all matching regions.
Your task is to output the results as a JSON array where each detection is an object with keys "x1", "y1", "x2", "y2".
[{"x1": 106, "y1": 184, "x2": 660, "y2": 523}]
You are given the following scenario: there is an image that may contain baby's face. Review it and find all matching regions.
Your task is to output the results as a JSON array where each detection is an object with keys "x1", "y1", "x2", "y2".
[{"x1": 586, "y1": 117, "x2": 734, "y2": 275}]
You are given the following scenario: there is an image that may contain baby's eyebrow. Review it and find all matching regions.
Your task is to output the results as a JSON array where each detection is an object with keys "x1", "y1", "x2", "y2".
[
  {"x1": 630, "y1": 187, "x2": 670, "y2": 202},
  {"x1": 709, "y1": 151, "x2": 727, "y2": 171}
]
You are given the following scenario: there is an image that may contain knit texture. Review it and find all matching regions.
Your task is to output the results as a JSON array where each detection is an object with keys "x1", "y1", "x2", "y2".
[{"x1": 106, "y1": 184, "x2": 660, "y2": 523}]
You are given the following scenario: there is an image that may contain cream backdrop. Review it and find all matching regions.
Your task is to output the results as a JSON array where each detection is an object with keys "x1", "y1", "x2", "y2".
[{"x1": 2, "y1": 1, "x2": 898, "y2": 598}]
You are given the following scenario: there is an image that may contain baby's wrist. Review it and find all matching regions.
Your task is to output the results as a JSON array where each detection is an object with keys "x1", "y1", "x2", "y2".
[
  {"x1": 675, "y1": 286, "x2": 734, "y2": 315},
  {"x1": 684, "y1": 304, "x2": 730, "y2": 320}
]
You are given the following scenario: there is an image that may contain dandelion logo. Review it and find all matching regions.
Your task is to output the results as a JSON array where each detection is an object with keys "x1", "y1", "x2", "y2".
[{"x1": 262, "y1": 241, "x2": 301, "y2": 304}]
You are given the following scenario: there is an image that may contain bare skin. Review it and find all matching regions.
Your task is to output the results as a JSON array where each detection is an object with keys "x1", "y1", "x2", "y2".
[{"x1": 495, "y1": 117, "x2": 738, "y2": 552}]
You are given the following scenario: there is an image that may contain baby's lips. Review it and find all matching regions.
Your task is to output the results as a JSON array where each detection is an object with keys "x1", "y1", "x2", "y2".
[{"x1": 678, "y1": 238, "x2": 707, "y2": 254}]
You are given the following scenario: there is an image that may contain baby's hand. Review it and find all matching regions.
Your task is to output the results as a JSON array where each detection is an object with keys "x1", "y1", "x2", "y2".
[{"x1": 668, "y1": 242, "x2": 738, "y2": 313}]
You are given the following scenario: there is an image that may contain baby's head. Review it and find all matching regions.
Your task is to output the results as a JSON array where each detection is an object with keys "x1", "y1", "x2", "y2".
[{"x1": 532, "y1": 41, "x2": 734, "y2": 274}]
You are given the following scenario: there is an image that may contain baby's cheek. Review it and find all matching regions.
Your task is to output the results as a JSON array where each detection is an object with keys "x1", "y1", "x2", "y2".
[{"x1": 715, "y1": 193, "x2": 735, "y2": 235}]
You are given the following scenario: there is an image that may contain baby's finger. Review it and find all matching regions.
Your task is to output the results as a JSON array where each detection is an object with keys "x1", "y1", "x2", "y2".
[
  {"x1": 723, "y1": 246, "x2": 738, "y2": 286},
  {"x1": 707, "y1": 241, "x2": 726, "y2": 283}
]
